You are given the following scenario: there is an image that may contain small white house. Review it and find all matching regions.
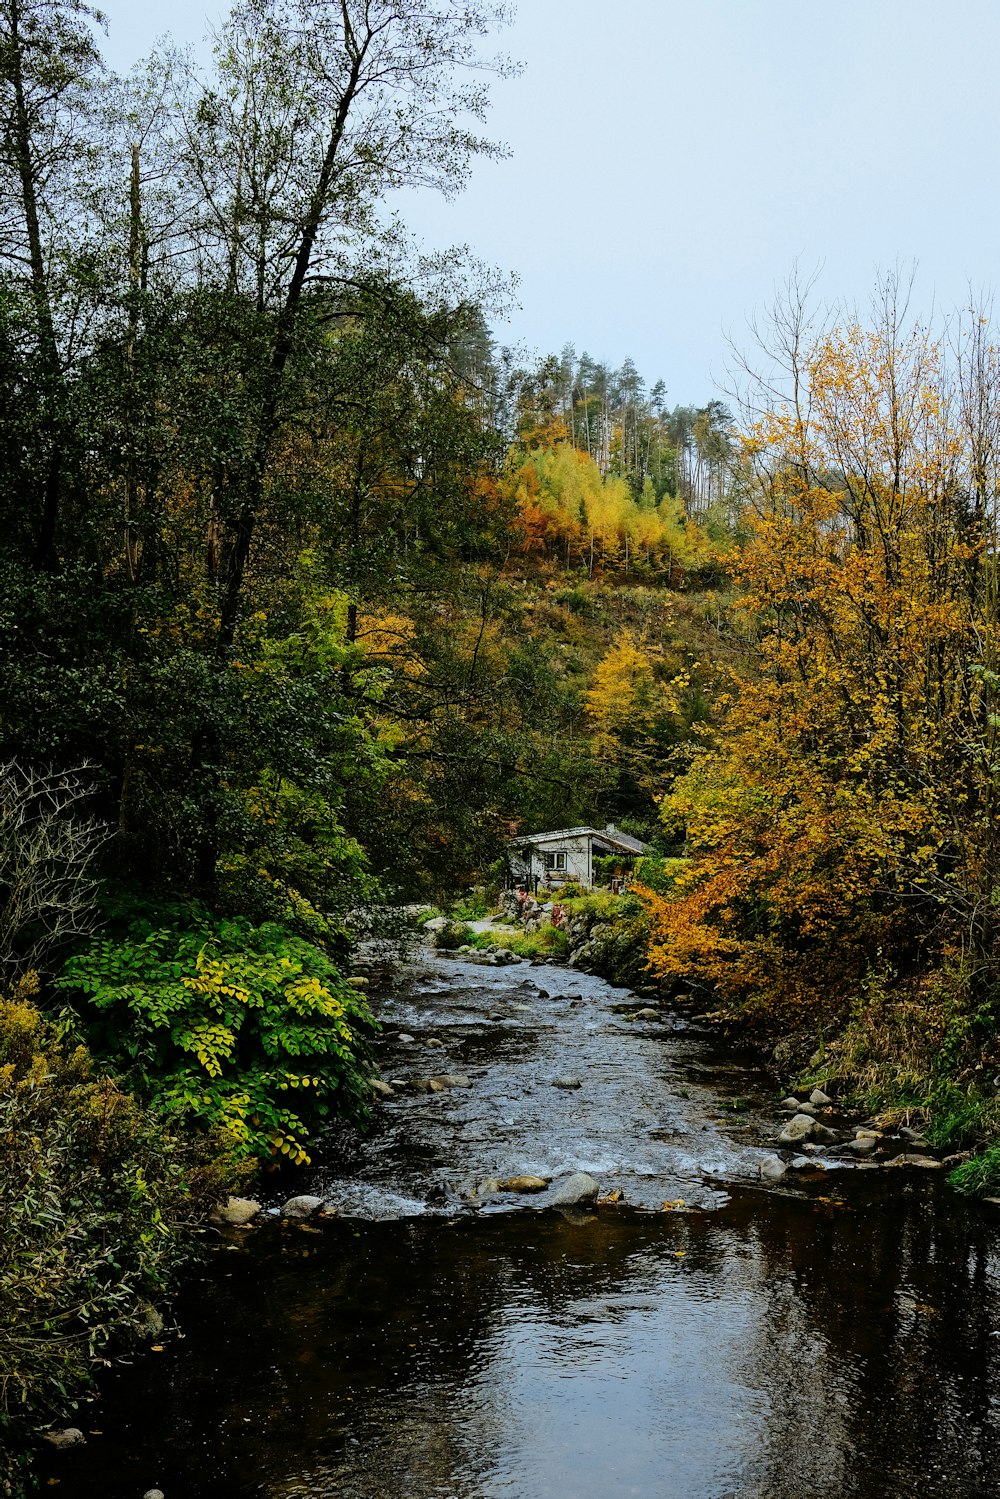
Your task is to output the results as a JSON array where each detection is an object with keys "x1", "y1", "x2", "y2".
[{"x1": 508, "y1": 825, "x2": 648, "y2": 890}]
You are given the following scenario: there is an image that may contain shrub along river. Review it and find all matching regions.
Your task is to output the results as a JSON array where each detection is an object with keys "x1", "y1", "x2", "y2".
[{"x1": 45, "y1": 952, "x2": 1000, "y2": 1498}]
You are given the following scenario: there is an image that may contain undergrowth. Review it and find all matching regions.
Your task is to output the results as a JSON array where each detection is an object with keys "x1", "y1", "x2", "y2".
[{"x1": 0, "y1": 977, "x2": 245, "y2": 1495}]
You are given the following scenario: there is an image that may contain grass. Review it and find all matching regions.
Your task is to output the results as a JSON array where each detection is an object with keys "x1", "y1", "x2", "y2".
[
  {"x1": 949, "y1": 1145, "x2": 1000, "y2": 1197},
  {"x1": 473, "y1": 927, "x2": 570, "y2": 961}
]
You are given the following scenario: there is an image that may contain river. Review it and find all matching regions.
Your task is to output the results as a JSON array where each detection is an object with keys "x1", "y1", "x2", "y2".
[{"x1": 45, "y1": 952, "x2": 1000, "y2": 1498}]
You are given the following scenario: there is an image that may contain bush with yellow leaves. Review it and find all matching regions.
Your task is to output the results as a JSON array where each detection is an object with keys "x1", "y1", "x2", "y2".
[{"x1": 57, "y1": 914, "x2": 378, "y2": 1165}]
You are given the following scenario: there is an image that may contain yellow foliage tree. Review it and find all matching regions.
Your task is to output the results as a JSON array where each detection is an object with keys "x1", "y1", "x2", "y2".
[{"x1": 640, "y1": 283, "x2": 1000, "y2": 1026}]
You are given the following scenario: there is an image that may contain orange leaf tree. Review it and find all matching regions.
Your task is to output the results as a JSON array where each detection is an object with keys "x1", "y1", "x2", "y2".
[{"x1": 641, "y1": 284, "x2": 1000, "y2": 1027}]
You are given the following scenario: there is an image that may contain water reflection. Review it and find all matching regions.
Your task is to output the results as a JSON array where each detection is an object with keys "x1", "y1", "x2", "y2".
[{"x1": 46, "y1": 1178, "x2": 1000, "y2": 1499}]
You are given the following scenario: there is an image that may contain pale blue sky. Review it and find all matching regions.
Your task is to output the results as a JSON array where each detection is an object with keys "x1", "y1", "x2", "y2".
[{"x1": 99, "y1": 0, "x2": 1000, "y2": 404}]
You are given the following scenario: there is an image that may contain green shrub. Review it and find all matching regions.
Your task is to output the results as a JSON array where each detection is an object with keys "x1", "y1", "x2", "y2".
[
  {"x1": 554, "y1": 880, "x2": 586, "y2": 900},
  {"x1": 57, "y1": 914, "x2": 377, "y2": 1165},
  {"x1": 432, "y1": 920, "x2": 474, "y2": 950},
  {"x1": 0, "y1": 978, "x2": 242, "y2": 1496},
  {"x1": 450, "y1": 888, "x2": 492, "y2": 920}
]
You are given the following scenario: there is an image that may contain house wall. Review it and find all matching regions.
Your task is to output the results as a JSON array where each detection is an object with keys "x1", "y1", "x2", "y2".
[{"x1": 523, "y1": 833, "x2": 593, "y2": 888}]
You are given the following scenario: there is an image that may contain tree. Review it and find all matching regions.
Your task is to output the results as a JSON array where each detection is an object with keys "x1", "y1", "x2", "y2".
[{"x1": 641, "y1": 278, "x2": 1000, "y2": 1027}]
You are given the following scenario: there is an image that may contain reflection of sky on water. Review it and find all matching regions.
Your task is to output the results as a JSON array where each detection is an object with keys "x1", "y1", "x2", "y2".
[{"x1": 42, "y1": 1189, "x2": 1000, "y2": 1499}]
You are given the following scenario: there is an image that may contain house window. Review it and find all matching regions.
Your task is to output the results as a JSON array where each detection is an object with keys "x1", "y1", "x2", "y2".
[{"x1": 544, "y1": 851, "x2": 567, "y2": 872}]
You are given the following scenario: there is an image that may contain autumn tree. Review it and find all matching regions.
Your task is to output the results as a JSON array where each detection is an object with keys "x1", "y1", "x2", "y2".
[{"x1": 641, "y1": 278, "x2": 1000, "y2": 1026}]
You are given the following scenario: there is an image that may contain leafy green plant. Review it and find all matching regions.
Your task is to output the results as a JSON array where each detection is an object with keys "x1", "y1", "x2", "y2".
[{"x1": 57, "y1": 915, "x2": 377, "y2": 1164}]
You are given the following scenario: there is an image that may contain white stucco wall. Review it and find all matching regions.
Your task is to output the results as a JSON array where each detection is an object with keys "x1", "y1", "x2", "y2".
[{"x1": 517, "y1": 832, "x2": 593, "y2": 887}]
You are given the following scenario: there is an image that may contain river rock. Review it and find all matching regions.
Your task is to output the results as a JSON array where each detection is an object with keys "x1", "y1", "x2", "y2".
[
  {"x1": 143, "y1": 1491, "x2": 166, "y2": 1499},
  {"x1": 424, "y1": 1037, "x2": 444, "y2": 1047},
  {"x1": 812, "y1": 1122, "x2": 839, "y2": 1143},
  {"x1": 500, "y1": 1175, "x2": 549, "y2": 1193},
  {"x1": 759, "y1": 1153, "x2": 787, "y2": 1181},
  {"x1": 788, "y1": 1154, "x2": 826, "y2": 1171},
  {"x1": 548, "y1": 1172, "x2": 600, "y2": 1206},
  {"x1": 476, "y1": 1177, "x2": 500, "y2": 1195},
  {"x1": 133, "y1": 1300, "x2": 164, "y2": 1339},
  {"x1": 900, "y1": 1126, "x2": 929, "y2": 1145},
  {"x1": 779, "y1": 1096, "x2": 803, "y2": 1113},
  {"x1": 794, "y1": 1101, "x2": 818, "y2": 1117},
  {"x1": 423, "y1": 916, "x2": 449, "y2": 932},
  {"x1": 281, "y1": 1195, "x2": 325, "y2": 1219},
  {"x1": 634, "y1": 1008, "x2": 660, "y2": 1020},
  {"x1": 211, "y1": 1196, "x2": 262, "y2": 1226},
  {"x1": 428, "y1": 1073, "x2": 471, "y2": 1089},
  {"x1": 44, "y1": 1429, "x2": 85, "y2": 1449},
  {"x1": 397, "y1": 1033, "x2": 416, "y2": 1044},
  {"x1": 370, "y1": 1078, "x2": 395, "y2": 1098},
  {"x1": 552, "y1": 1076, "x2": 583, "y2": 1089},
  {"x1": 894, "y1": 1153, "x2": 944, "y2": 1169},
  {"x1": 809, "y1": 1088, "x2": 832, "y2": 1106},
  {"x1": 779, "y1": 1114, "x2": 817, "y2": 1144},
  {"x1": 844, "y1": 1135, "x2": 877, "y2": 1156}
]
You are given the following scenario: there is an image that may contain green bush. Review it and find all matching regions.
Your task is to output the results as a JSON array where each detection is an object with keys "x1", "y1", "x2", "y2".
[
  {"x1": 450, "y1": 888, "x2": 492, "y2": 920},
  {"x1": 432, "y1": 920, "x2": 474, "y2": 950},
  {"x1": 57, "y1": 914, "x2": 377, "y2": 1165},
  {"x1": 0, "y1": 978, "x2": 242, "y2": 1496}
]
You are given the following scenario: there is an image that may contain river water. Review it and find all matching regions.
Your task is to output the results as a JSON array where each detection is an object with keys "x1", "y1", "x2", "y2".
[{"x1": 46, "y1": 953, "x2": 1000, "y2": 1498}]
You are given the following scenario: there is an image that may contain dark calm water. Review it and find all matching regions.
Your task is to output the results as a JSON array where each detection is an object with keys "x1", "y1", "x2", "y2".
[{"x1": 44, "y1": 955, "x2": 1000, "y2": 1499}]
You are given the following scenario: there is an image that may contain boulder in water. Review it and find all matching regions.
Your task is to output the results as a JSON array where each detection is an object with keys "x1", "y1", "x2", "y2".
[
  {"x1": 552, "y1": 1076, "x2": 583, "y2": 1089},
  {"x1": 778, "y1": 1114, "x2": 817, "y2": 1144},
  {"x1": 759, "y1": 1153, "x2": 787, "y2": 1181},
  {"x1": 810, "y1": 1087, "x2": 832, "y2": 1106},
  {"x1": 500, "y1": 1175, "x2": 549, "y2": 1193},
  {"x1": 492, "y1": 949, "x2": 522, "y2": 967},
  {"x1": 281, "y1": 1195, "x2": 324, "y2": 1219},
  {"x1": 211, "y1": 1197, "x2": 262, "y2": 1226},
  {"x1": 44, "y1": 1428, "x2": 85, "y2": 1449},
  {"x1": 549, "y1": 1172, "x2": 600, "y2": 1206}
]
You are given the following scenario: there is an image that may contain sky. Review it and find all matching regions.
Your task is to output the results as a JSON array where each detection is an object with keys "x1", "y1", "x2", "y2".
[{"x1": 97, "y1": 0, "x2": 1000, "y2": 406}]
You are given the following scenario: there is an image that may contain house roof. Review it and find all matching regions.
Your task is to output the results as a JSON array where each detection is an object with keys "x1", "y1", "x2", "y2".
[{"x1": 512, "y1": 826, "x2": 648, "y2": 855}]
